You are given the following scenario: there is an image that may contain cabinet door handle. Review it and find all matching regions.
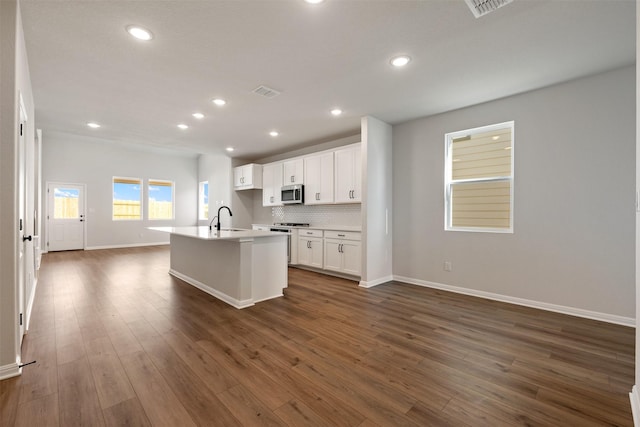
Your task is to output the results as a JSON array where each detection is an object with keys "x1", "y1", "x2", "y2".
[
  {"x1": 291, "y1": 176, "x2": 294, "y2": 183},
  {"x1": 270, "y1": 196, "x2": 274, "y2": 203},
  {"x1": 316, "y1": 192, "x2": 320, "y2": 200},
  {"x1": 338, "y1": 234, "x2": 345, "y2": 237}
]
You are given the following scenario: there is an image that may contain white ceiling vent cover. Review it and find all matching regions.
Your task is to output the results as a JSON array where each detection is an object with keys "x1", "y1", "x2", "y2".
[
  {"x1": 252, "y1": 85, "x2": 281, "y2": 98},
  {"x1": 464, "y1": 0, "x2": 513, "y2": 18}
]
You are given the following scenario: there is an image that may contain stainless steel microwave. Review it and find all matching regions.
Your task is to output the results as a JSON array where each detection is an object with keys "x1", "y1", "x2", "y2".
[{"x1": 281, "y1": 184, "x2": 304, "y2": 204}]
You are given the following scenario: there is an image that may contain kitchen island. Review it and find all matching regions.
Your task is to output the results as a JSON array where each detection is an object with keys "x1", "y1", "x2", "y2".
[{"x1": 149, "y1": 226, "x2": 288, "y2": 309}]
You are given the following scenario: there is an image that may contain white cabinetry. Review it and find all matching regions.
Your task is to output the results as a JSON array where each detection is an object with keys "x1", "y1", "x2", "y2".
[
  {"x1": 283, "y1": 158, "x2": 304, "y2": 185},
  {"x1": 303, "y1": 152, "x2": 334, "y2": 205},
  {"x1": 234, "y1": 164, "x2": 263, "y2": 190},
  {"x1": 334, "y1": 144, "x2": 361, "y2": 203},
  {"x1": 323, "y1": 230, "x2": 361, "y2": 276},
  {"x1": 262, "y1": 162, "x2": 283, "y2": 206},
  {"x1": 298, "y1": 229, "x2": 323, "y2": 269}
]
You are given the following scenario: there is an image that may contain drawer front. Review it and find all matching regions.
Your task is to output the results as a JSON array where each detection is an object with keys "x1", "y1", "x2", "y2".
[
  {"x1": 299, "y1": 229, "x2": 323, "y2": 238},
  {"x1": 324, "y1": 230, "x2": 361, "y2": 241}
]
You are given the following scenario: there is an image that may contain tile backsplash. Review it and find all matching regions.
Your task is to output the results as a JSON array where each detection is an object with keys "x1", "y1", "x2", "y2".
[{"x1": 271, "y1": 204, "x2": 361, "y2": 227}]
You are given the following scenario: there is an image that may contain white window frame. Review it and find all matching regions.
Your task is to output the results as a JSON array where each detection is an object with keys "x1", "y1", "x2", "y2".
[
  {"x1": 444, "y1": 121, "x2": 514, "y2": 233},
  {"x1": 148, "y1": 179, "x2": 175, "y2": 220},
  {"x1": 198, "y1": 181, "x2": 209, "y2": 221},
  {"x1": 112, "y1": 176, "x2": 143, "y2": 221}
]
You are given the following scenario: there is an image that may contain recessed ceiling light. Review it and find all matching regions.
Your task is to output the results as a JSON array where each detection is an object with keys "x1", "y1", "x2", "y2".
[
  {"x1": 126, "y1": 25, "x2": 153, "y2": 41},
  {"x1": 212, "y1": 98, "x2": 226, "y2": 106},
  {"x1": 192, "y1": 113, "x2": 204, "y2": 119},
  {"x1": 87, "y1": 122, "x2": 101, "y2": 128},
  {"x1": 269, "y1": 131, "x2": 279, "y2": 137},
  {"x1": 226, "y1": 147, "x2": 234, "y2": 152},
  {"x1": 177, "y1": 124, "x2": 188, "y2": 130},
  {"x1": 304, "y1": 0, "x2": 325, "y2": 4},
  {"x1": 390, "y1": 55, "x2": 411, "y2": 67},
  {"x1": 492, "y1": 135, "x2": 500, "y2": 140},
  {"x1": 331, "y1": 108, "x2": 343, "y2": 116}
]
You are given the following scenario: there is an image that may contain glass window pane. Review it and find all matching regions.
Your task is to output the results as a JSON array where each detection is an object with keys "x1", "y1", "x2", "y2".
[
  {"x1": 113, "y1": 178, "x2": 141, "y2": 220},
  {"x1": 451, "y1": 128, "x2": 512, "y2": 180},
  {"x1": 54, "y1": 187, "x2": 79, "y2": 219},
  {"x1": 451, "y1": 181, "x2": 511, "y2": 229},
  {"x1": 199, "y1": 181, "x2": 209, "y2": 220},
  {"x1": 149, "y1": 180, "x2": 173, "y2": 220}
]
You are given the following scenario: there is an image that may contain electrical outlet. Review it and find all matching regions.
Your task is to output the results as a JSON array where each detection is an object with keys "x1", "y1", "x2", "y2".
[{"x1": 443, "y1": 261, "x2": 452, "y2": 272}]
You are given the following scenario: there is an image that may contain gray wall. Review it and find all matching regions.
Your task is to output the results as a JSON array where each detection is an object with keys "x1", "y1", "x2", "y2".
[
  {"x1": 393, "y1": 66, "x2": 635, "y2": 319},
  {"x1": 42, "y1": 132, "x2": 198, "y2": 249}
]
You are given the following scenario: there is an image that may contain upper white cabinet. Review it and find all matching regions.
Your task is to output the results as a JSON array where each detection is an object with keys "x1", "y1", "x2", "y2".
[
  {"x1": 262, "y1": 162, "x2": 283, "y2": 206},
  {"x1": 334, "y1": 144, "x2": 361, "y2": 203},
  {"x1": 283, "y1": 158, "x2": 304, "y2": 185},
  {"x1": 304, "y1": 152, "x2": 334, "y2": 205},
  {"x1": 234, "y1": 163, "x2": 263, "y2": 190}
]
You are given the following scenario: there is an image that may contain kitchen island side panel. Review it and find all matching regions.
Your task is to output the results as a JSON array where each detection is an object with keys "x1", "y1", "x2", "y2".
[
  {"x1": 169, "y1": 233, "x2": 244, "y2": 302},
  {"x1": 168, "y1": 233, "x2": 288, "y2": 307}
]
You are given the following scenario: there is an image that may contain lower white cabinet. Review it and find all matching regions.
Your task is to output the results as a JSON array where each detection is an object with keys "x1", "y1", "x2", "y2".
[
  {"x1": 298, "y1": 229, "x2": 323, "y2": 268},
  {"x1": 323, "y1": 231, "x2": 361, "y2": 276}
]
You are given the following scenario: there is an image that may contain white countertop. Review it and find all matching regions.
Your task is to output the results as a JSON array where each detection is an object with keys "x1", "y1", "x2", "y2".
[
  {"x1": 253, "y1": 223, "x2": 362, "y2": 232},
  {"x1": 149, "y1": 226, "x2": 287, "y2": 241}
]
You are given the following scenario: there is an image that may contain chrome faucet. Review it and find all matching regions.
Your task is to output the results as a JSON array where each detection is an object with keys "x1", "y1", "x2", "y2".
[
  {"x1": 208, "y1": 215, "x2": 218, "y2": 231},
  {"x1": 215, "y1": 206, "x2": 232, "y2": 231}
]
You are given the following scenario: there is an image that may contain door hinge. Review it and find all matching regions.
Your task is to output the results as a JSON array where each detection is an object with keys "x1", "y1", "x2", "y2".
[{"x1": 19, "y1": 313, "x2": 23, "y2": 326}]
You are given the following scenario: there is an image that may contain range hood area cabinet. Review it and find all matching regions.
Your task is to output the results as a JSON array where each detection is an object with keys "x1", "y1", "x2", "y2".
[
  {"x1": 234, "y1": 163, "x2": 263, "y2": 190},
  {"x1": 283, "y1": 158, "x2": 304, "y2": 186}
]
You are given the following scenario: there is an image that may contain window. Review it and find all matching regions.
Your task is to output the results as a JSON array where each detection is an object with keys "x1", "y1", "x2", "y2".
[
  {"x1": 199, "y1": 181, "x2": 209, "y2": 220},
  {"x1": 53, "y1": 187, "x2": 79, "y2": 219},
  {"x1": 148, "y1": 179, "x2": 174, "y2": 220},
  {"x1": 445, "y1": 121, "x2": 514, "y2": 233},
  {"x1": 113, "y1": 177, "x2": 142, "y2": 220}
]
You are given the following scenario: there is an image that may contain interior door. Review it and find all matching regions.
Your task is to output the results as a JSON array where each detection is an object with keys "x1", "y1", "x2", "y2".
[
  {"x1": 18, "y1": 107, "x2": 27, "y2": 342},
  {"x1": 47, "y1": 183, "x2": 85, "y2": 251}
]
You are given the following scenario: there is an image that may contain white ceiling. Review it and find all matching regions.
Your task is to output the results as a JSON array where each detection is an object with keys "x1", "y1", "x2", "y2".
[{"x1": 20, "y1": 0, "x2": 635, "y2": 160}]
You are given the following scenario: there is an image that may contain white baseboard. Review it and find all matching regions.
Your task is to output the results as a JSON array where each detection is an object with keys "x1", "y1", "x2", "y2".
[
  {"x1": 630, "y1": 385, "x2": 640, "y2": 426},
  {"x1": 0, "y1": 362, "x2": 21, "y2": 380},
  {"x1": 169, "y1": 269, "x2": 254, "y2": 309},
  {"x1": 86, "y1": 241, "x2": 170, "y2": 251},
  {"x1": 359, "y1": 275, "x2": 393, "y2": 288},
  {"x1": 393, "y1": 275, "x2": 635, "y2": 327}
]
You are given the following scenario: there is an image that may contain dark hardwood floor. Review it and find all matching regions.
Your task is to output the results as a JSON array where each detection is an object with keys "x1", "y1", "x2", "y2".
[{"x1": 0, "y1": 245, "x2": 634, "y2": 426}]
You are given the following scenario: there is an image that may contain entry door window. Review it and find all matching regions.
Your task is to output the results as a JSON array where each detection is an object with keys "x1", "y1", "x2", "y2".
[{"x1": 54, "y1": 188, "x2": 80, "y2": 219}]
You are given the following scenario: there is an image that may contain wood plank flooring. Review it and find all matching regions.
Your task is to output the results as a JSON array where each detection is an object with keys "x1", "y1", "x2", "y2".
[{"x1": 0, "y1": 245, "x2": 634, "y2": 426}]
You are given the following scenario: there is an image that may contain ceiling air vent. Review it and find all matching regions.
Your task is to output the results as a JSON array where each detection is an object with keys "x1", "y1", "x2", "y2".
[
  {"x1": 252, "y1": 85, "x2": 281, "y2": 99},
  {"x1": 464, "y1": 0, "x2": 513, "y2": 18}
]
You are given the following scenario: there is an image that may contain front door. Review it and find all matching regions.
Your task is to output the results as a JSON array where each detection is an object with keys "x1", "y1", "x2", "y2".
[{"x1": 47, "y1": 183, "x2": 85, "y2": 251}]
